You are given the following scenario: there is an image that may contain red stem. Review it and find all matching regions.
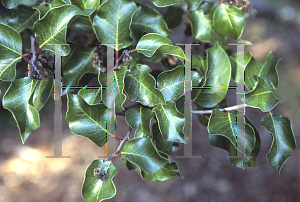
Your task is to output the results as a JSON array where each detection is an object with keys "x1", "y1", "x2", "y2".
[
  {"x1": 220, "y1": 0, "x2": 223, "y2": 4},
  {"x1": 129, "y1": 49, "x2": 137, "y2": 54},
  {"x1": 114, "y1": 136, "x2": 122, "y2": 142},
  {"x1": 269, "y1": 111, "x2": 272, "y2": 114},
  {"x1": 116, "y1": 49, "x2": 119, "y2": 60},
  {"x1": 21, "y1": 54, "x2": 29, "y2": 62},
  {"x1": 35, "y1": 47, "x2": 41, "y2": 56},
  {"x1": 203, "y1": 114, "x2": 210, "y2": 120},
  {"x1": 115, "y1": 152, "x2": 122, "y2": 157}
]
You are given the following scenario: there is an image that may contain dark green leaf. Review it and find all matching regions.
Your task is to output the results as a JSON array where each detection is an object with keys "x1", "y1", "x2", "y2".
[
  {"x1": 121, "y1": 137, "x2": 169, "y2": 173},
  {"x1": 195, "y1": 99, "x2": 229, "y2": 127},
  {"x1": 33, "y1": 0, "x2": 67, "y2": 19},
  {"x1": 244, "y1": 76, "x2": 282, "y2": 112},
  {"x1": 2, "y1": 0, "x2": 40, "y2": 9},
  {"x1": 78, "y1": 87, "x2": 102, "y2": 105},
  {"x1": 32, "y1": 76, "x2": 53, "y2": 111},
  {"x1": 0, "y1": 23, "x2": 22, "y2": 81},
  {"x1": 66, "y1": 93, "x2": 112, "y2": 147},
  {"x1": 124, "y1": 64, "x2": 165, "y2": 107},
  {"x1": 245, "y1": 52, "x2": 281, "y2": 91},
  {"x1": 157, "y1": 65, "x2": 202, "y2": 102},
  {"x1": 188, "y1": 4, "x2": 227, "y2": 44},
  {"x1": 136, "y1": 33, "x2": 185, "y2": 61},
  {"x1": 131, "y1": 4, "x2": 172, "y2": 44},
  {"x1": 82, "y1": 160, "x2": 117, "y2": 202},
  {"x1": 152, "y1": 122, "x2": 173, "y2": 152},
  {"x1": 153, "y1": 101, "x2": 185, "y2": 143},
  {"x1": 125, "y1": 106, "x2": 154, "y2": 138},
  {"x1": 2, "y1": 77, "x2": 39, "y2": 143},
  {"x1": 93, "y1": 0, "x2": 137, "y2": 50},
  {"x1": 259, "y1": 113, "x2": 296, "y2": 173},
  {"x1": 68, "y1": 0, "x2": 100, "y2": 32},
  {"x1": 121, "y1": 158, "x2": 137, "y2": 170},
  {"x1": 213, "y1": 4, "x2": 246, "y2": 40},
  {"x1": 208, "y1": 110, "x2": 256, "y2": 162},
  {"x1": 230, "y1": 51, "x2": 252, "y2": 83},
  {"x1": 1, "y1": 5, "x2": 39, "y2": 33},
  {"x1": 209, "y1": 115, "x2": 261, "y2": 168},
  {"x1": 149, "y1": 0, "x2": 202, "y2": 11},
  {"x1": 98, "y1": 65, "x2": 127, "y2": 112},
  {"x1": 163, "y1": 6, "x2": 184, "y2": 29},
  {"x1": 192, "y1": 44, "x2": 231, "y2": 108},
  {"x1": 141, "y1": 161, "x2": 183, "y2": 181},
  {"x1": 70, "y1": 0, "x2": 100, "y2": 10},
  {"x1": 33, "y1": 5, "x2": 94, "y2": 56},
  {"x1": 62, "y1": 44, "x2": 98, "y2": 95}
]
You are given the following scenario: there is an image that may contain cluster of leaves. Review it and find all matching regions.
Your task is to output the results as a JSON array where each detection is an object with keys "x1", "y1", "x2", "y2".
[{"x1": 0, "y1": 0, "x2": 296, "y2": 201}]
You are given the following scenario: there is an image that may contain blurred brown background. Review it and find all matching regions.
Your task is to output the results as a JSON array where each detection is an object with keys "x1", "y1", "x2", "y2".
[{"x1": 0, "y1": 0, "x2": 300, "y2": 201}]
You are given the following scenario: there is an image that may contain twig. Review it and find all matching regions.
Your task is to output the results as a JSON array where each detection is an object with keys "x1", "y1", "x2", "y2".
[
  {"x1": 94, "y1": 127, "x2": 132, "y2": 180},
  {"x1": 192, "y1": 104, "x2": 248, "y2": 115}
]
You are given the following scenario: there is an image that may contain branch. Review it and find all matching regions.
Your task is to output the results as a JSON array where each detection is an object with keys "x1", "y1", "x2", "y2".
[
  {"x1": 192, "y1": 104, "x2": 248, "y2": 115},
  {"x1": 94, "y1": 127, "x2": 132, "y2": 180}
]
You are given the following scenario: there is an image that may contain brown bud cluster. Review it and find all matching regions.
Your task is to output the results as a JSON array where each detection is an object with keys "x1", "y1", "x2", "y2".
[{"x1": 235, "y1": 0, "x2": 251, "y2": 12}]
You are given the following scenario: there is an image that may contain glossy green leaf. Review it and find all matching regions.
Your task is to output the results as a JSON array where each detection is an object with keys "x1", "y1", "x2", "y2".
[
  {"x1": 152, "y1": 122, "x2": 173, "y2": 152},
  {"x1": 0, "y1": 23, "x2": 22, "y2": 81},
  {"x1": 213, "y1": 4, "x2": 246, "y2": 40},
  {"x1": 33, "y1": 5, "x2": 94, "y2": 56},
  {"x1": 121, "y1": 158, "x2": 137, "y2": 170},
  {"x1": 230, "y1": 51, "x2": 252, "y2": 83},
  {"x1": 131, "y1": 4, "x2": 172, "y2": 44},
  {"x1": 70, "y1": 0, "x2": 100, "y2": 10},
  {"x1": 244, "y1": 77, "x2": 282, "y2": 112},
  {"x1": 98, "y1": 65, "x2": 127, "y2": 112},
  {"x1": 124, "y1": 64, "x2": 165, "y2": 107},
  {"x1": 141, "y1": 161, "x2": 183, "y2": 181},
  {"x1": 1, "y1": 0, "x2": 40, "y2": 9},
  {"x1": 149, "y1": 0, "x2": 202, "y2": 11},
  {"x1": 0, "y1": 5, "x2": 39, "y2": 33},
  {"x1": 192, "y1": 44, "x2": 231, "y2": 108},
  {"x1": 195, "y1": 98, "x2": 229, "y2": 127},
  {"x1": 163, "y1": 6, "x2": 184, "y2": 29},
  {"x1": 125, "y1": 106, "x2": 155, "y2": 138},
  {"x1": 66, "y1": 93, "x2": 112, "y2": 147},
  {"x1": 136, "y1": 33, "x2": 185, "y2": 61},
  {"x1": 208, "y1": 110, "x2": 256, "y2": 158},
  {"x1": 164, "y1": 142, "x2": 180, "y2": 156},
  {"x1": 2, "y1": 77, "x2": 39, "y2": 143},
  {"x1": 62, "y1": 44, "x2": 98, "y2": 95},
  {"x1": 93, "y1": 0, "x2": 137, "y2": 50},
  {"x1": 78, "y1": 87, "x2": 102, "y2": 105},
  {"x1": 82, "y1": 160, "x2": 117, "y2": 202},
  {"x1": 259, "y1": 113, "x2": 296, "y2": 173},
  {"x1": 191, "y1": 55, "x2": 206, "y2": 75},
  {"x1": 157, "y1": 65, "x2": 202, "y2": 102},
  {"x1": 245, "y1": 52, "x2": 281, "y2": 91},
  {"x1": 121, "y1": 137, "x2": 169, "y2": 173},
  {"x1": 68, "y1": 0, "x2": 100, "y2": 32},
  {"x1": 188, "y1": 3, "x2": 227, "y2": 44},
  {"x1": 209, "y1": 115, "x2": 261, "y2": 168},
  {"x1": 32, "y1": 76, "x2": 53, "y2": 111},
  {"x1": 33, "y1": 0, "x2": 67, "y2": 19},
  {"x1": 153, "y1": 101, "x2": 185, "y2": 143}
]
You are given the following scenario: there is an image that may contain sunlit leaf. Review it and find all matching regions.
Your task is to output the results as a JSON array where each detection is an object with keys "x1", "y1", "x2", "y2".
[{"x1": 82, "y1": 160, "x2": 117, "y2": 202}]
